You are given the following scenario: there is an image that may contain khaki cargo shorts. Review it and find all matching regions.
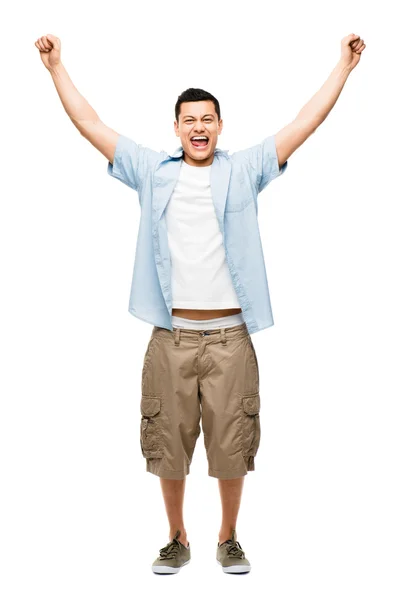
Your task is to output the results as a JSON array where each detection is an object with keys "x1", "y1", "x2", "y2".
[{"x1": 139, "y1": 322, "x2": 261, "y2": 480}]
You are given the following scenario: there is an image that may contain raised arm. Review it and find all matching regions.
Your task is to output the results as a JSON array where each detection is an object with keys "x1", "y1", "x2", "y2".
[
  {"x1": 274, "y1": 33, "x2": 367, "y2": 167},
  {"x1": 34, "y1": 33, "x2": 119, "y2": 164}
]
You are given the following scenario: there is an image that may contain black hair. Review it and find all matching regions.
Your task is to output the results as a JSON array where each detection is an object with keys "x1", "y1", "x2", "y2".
[{"x1": 175, "y1": 88, "x2": 221, "y2": 123}]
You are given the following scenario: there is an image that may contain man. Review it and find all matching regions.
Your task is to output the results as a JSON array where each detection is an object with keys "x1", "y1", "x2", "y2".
[{"x1": 35, "y1": 32, "x2": 366, "y2": 575}]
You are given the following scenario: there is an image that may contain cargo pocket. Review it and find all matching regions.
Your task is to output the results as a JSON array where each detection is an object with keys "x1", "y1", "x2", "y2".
[
  {"x1": 240, "y1": 393, "x2": 261, "y2": 468},
  {"x1": 140, "y1": 395, "x2": 164, "y2": 459}
]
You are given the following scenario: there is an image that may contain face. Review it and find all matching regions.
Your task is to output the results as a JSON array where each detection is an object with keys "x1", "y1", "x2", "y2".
[{"x1": 174, "y1": 100, "x2": 223, "y2": 167}]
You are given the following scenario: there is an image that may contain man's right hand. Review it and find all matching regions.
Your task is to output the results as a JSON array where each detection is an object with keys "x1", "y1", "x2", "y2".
[{"x1": 34, "y1": 34, "x2": 61, "y2": 71}]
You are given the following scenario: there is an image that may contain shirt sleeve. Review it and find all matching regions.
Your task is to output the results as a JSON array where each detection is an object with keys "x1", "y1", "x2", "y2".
[
  {"x1": 107, "y1": 134, "x2": 162, "y2": 192},
  {"x1": 240, "y1": 135, "x2": 288, "y2": 193}
]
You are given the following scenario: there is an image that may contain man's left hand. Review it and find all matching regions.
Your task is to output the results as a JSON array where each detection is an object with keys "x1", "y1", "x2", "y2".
[{"x1": 341, "y1": 33, "x2": 366, "y2": 71}]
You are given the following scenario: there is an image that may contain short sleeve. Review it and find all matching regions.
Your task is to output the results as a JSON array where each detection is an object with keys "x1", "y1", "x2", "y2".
[
  {"x1": 255, "y1": 135, "x2": 288, "y2": 193},
  {"x1": 236, "y1": 135, "x2": 288, "y2": 194},
  {"x1": 107, "y1": 134, "x2": 162, "y2": 192}
]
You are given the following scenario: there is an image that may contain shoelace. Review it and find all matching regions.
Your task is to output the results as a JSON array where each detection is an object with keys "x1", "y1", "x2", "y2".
[
  {"x1": 159, "y1": 538, "x2": 180, "y2": 560},
  {"x1": 224, "y1": 539, "x2": 245, "y2": 559}
]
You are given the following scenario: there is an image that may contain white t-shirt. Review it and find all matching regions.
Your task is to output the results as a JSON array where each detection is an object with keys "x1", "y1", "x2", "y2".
[{"x1": 165, "y1": 160, "x2": 241, "y2": 309}]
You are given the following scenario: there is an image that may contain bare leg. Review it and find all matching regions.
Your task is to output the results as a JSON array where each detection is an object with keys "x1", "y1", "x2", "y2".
[
  {"x1": 218, "y1": 476, "x2": 245, "y2": 544},
  {"x1": 160, "y1": 477, "x2": 189, "y2": 548}
]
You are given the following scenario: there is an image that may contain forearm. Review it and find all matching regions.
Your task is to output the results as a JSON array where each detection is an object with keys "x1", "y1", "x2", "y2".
[
  {"x1": 49, "y1": 63, "x2": 100, "y2": 133},
  {"x1": 295, "y1": 60, "x2": 352, "y2": 128}
]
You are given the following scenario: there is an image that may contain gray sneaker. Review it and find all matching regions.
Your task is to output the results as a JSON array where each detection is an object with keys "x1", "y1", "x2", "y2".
[
  {"x1": 152, "y1": 529, "x2": 191, "y2": 574},
  {"x1": 216, "y1": 528, "x2": 251, "y2": 573}
]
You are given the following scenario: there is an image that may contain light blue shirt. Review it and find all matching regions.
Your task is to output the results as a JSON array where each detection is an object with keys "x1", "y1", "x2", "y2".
[{"x1": 107, "y1": 134, "x2": 288, "y2": 334}]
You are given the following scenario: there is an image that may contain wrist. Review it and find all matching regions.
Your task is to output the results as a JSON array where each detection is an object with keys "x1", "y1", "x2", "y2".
[
  {"x1": 337, "y1": 58, "x2": 352, "y2": 76},
  {"x1": 48, "y1": 62, "x2": 64, "y2": 76}
]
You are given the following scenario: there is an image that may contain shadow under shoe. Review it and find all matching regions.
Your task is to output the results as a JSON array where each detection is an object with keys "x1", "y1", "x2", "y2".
[
  {"x1": 152, "y1": 529, "x2": 191, "y2": 574},
  {"x1": 216, "y1": 528, "x2": 251, "y2": 574}
]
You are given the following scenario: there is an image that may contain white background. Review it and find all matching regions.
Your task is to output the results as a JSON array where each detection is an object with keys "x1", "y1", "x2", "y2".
[{"x1": 1, "y1": 0, "x2": 399, "y2": 598}]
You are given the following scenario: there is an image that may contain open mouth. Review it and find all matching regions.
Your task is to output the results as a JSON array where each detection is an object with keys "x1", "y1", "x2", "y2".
[{"x1": 190, "y1": 136, "x2": 209, "y2": 149}]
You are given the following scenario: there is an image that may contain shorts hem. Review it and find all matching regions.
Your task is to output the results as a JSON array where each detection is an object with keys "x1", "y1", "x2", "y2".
[
  {"x1": 208, "y1": 465, "x2": 249, "y2": 479},
  {"x1": 146, "y1": 458, "x2": 189, "y2": 480}
]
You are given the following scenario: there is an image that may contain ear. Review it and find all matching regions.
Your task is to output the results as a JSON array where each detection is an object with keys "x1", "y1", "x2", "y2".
[
  {"x1": 218, "y1": 119, "x2": 223, "y2": 135},
  {"x1": 174, "y1": 120, "x2": 179, "y2": 137}
]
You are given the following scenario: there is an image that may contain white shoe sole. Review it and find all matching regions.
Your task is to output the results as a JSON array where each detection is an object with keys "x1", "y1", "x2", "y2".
[
  {"x1": 152, "y1": 559, "x2": 191, "y2": 574},
  {"x1": 216, "y1": 559, "x2": 251, "y2": 573}
]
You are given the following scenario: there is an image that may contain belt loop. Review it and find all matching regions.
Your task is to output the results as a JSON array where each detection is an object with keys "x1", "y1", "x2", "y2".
[
  {"x1": 220, "y1": 327, "x2": 227, "y2": 345},
  {"x1": 174, "y1": 327, "x2": 181, "y2": 346}
]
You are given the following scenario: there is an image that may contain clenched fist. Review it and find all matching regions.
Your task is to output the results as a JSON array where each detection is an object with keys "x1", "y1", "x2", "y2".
[
  {"x1": 341, "y1": 33, "x2": 367, "y2": 71},
  {"x1": 34, "y1": 34, "x2": 61, "y2": 71}
]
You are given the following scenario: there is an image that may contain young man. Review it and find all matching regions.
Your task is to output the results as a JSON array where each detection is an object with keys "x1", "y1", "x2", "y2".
[{"x1": 35, "y1": 32, "x2": 366, "y2": 575}]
